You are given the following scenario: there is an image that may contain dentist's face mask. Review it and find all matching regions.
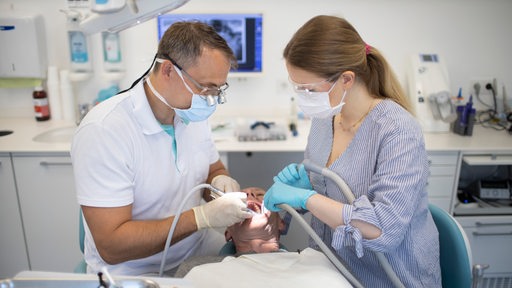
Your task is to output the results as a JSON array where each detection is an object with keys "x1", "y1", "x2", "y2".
[
  {"x1": 292, "y1": 78, "x2": 347, "y2": 119},
  {"x1": 147, "y1": 59, "x2": 221, "y2": 124}
]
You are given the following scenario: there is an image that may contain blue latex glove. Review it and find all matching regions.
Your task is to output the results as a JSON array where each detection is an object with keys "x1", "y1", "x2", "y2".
[
  {"x1": 264, "y1": 181, "x2": 317, "y2": 212},
  {"x1": 273, "y1": 163, "x2": 312, "y2": 189}
]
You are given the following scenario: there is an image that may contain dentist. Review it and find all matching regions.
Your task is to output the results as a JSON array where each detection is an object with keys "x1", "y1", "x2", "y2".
[
  {"x1": 71, "y1": 21, "x2": 251, "y2": 276},
  {"x1": 264, "y1": 15, "x2": 441, "y2": 287}
]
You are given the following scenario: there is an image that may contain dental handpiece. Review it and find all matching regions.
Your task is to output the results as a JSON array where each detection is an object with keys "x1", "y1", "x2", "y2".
[
  {"x1": 209, "y1": 186, "x2": 261, "y2": 215},
  {"x1": 208, "y1": 185, "x2": 225, "y2": 199}
]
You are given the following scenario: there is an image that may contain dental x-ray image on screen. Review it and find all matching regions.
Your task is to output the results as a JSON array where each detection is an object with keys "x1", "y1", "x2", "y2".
[{"x1": 157, "y1": 13, "x2": 263, "y2": 73}]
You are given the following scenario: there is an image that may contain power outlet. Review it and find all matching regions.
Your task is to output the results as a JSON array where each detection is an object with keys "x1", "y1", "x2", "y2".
[
  {"x1": 469, "y1": 78, "x2": 495, "y2": 98},
  {"x1": 468, "y1": 77, "x2": 501, "y2": 111}
]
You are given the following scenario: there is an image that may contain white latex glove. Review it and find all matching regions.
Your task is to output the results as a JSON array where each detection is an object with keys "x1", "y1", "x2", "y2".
[
  {"x1": 193, "y1": 192, "x2": 253, "y2": 229},
  {"x1": 211, "y1": 175, "x2": 240, "y2": 192}
]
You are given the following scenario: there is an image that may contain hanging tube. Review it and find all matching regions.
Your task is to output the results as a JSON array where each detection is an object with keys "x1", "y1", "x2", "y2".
[{"x1": 302, "y1": 159, "x2": 405, "y2": 288}]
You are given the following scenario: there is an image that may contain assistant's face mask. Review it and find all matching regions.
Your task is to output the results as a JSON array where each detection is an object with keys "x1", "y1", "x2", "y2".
[
  {"x1": 296, "y1": 81, "x2": 347, "y2": 119},
  {"x1": 145, "y1": 74, "x2": 216, "y2": 125}
]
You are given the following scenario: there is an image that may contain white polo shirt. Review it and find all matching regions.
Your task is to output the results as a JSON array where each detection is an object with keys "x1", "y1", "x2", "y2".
[{"x1": 71, "y1": 80, "x2": 220, "y2": 275}]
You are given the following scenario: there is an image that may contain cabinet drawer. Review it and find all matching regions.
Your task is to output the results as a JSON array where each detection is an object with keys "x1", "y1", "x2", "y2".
[
  {"x1": 427, "y1": 175, "x2": 455, "y2": 197},
  {"x1": 463, "y1": 226, "x2": 512, "y2": 275},
  {"x1": 429, "y1": 165, "x2": 457, "y2": 176},
  {"x1": 427, "y1": 152, "x2": 459, "y2": 166},
  {"x1": 458, "y1": 216, "x2": 512, "y2": 275}
]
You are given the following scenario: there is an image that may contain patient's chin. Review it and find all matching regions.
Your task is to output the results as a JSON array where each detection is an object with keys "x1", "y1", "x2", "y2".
[{"x1": 253, "y1": 240, "x2": 280, "y2": 253}]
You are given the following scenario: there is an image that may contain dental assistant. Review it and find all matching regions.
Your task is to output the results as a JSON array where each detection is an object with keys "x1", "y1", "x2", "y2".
[
  {"x1": 264, "y1": 15, "x2": 441, "y2": 287},
  {"x1": 71, "y1": 21, "x2": 252, "y2": 276}
]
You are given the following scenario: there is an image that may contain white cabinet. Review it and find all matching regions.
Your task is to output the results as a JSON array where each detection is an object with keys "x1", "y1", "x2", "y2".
[
  {"x1": 426, "y1": 151, "x2": 459, "y2": 213},
  {"x1": 454, "y1": 153, "x2": 512, "y2": 281},
  {"x1": 0, "y1": 153, "x2": 30, "y2": 278},
  {"x1": 12, "y1": 153, "x2": 81, "y2": 273},
  {"x1": 457, "y1": 216, "x2": 512, "y2": 278}
]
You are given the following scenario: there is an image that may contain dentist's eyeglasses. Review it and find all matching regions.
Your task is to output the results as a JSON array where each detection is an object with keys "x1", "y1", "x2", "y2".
[{"x1": 161, "y1": 55, "x2": 229, "y2": 106}]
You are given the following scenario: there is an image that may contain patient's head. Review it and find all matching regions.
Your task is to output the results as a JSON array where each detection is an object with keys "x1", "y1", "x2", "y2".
[{"x1": 225, "y1": 187, "x2": 285, "y2": 255}]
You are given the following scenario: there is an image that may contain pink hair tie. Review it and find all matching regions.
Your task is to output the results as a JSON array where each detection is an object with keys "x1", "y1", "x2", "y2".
[{"x1": 365, "y1": 44, "x2": 371, "y2": 55}]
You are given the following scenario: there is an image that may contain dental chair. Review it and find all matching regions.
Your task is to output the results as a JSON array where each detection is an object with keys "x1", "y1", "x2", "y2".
[
  {"x1": 74, "y1": 209, "x2": 87, "y2": 273},
  {"x1": 428, "y1": 203, "x2": 487, "y2": 288}
]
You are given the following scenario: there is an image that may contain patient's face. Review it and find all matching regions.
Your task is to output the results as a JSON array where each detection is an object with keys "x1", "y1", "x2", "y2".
[{"x1": 225, "y1": 187, "x2": 284, "y2": 254}]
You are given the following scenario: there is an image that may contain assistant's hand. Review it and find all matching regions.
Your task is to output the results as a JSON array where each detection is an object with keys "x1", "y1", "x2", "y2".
[
  {"x1": 193, "y1": 193, "x2": 252, "y2": 229},
  {"x1": 263, "y1": 181, "x2": 317, "y2": 212},
  {"x1": 211, "y1": 175, "x2": 241, "y2": 192},
  {"x1": 274, "y1": 163, "x2": 312, "y2": 189}
]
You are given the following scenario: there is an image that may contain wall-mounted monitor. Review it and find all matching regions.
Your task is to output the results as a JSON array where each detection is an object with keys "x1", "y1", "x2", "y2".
[{"x1": 157, "y1": 13, "x2": 263, "y2": 75}]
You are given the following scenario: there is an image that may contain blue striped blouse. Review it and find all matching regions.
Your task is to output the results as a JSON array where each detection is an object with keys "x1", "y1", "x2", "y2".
[{"x1": 305, "y1": 100, "x2": 441, "y2": 287}]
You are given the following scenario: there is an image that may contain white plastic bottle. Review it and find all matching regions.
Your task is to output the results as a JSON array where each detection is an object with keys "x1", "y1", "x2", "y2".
[
  {"x1": 68, "y1": 30, "x2": 92, "y2": 72},
  {"x1": 46, "y1": 66, "x2": 62, "y2": 120},
  {"x1": 60, "y1": 69, "x2": 76, "y2": 122}
]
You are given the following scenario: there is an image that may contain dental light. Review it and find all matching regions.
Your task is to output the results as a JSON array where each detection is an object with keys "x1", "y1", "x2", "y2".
[{"x1": 73, "y1": 0, "x2": 190, "y2": 35}]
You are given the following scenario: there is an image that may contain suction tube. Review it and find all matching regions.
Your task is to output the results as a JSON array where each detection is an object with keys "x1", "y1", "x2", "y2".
[
  {"x1": 302, "y1": 159, "x2": 405, "y2": 288},
  {"x1": 278, "y1": 204, "x2": 364, "y2": 288},
  {"x1": 159, "y1": 183, "x2": 216, "y2": 277}
]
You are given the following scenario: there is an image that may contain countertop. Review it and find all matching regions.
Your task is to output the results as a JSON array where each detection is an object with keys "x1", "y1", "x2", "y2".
[
  {"x1": 0, "y1": 117, "x2": 510, "y2": 154},
  {"x1": 0, "y1": 117, "x2": 76, "y2": 153}
]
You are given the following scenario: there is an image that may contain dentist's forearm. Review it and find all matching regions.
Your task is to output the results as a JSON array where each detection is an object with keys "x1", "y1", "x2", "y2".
[{"x1": 83, "y1": 206, "x2": 198, "y2": 265}]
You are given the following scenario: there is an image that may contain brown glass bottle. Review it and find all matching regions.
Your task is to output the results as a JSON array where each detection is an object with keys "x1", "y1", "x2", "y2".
[{"x1": 33, "y1": 86, "x2": 51, "y2": 121}]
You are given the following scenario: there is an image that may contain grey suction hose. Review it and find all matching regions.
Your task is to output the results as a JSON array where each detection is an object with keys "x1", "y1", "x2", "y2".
[
  {"x1": 278, "y1": 203, "x2": 364, "y2": 288},
  {"x1": 159, "y1": 183, "x2": 219, "y2": 277},
  {"x1": 302, "y1": 159, "x2": 405, "y2": 288}
]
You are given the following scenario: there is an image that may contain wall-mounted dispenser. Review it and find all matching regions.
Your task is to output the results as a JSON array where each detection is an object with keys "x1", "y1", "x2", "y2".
[
  {"x1": 0, "y1": 11, "x2": 47, "y2": 78},
  {"x1": 102, "y1": 31, "x2": 123, "y2": 72}
]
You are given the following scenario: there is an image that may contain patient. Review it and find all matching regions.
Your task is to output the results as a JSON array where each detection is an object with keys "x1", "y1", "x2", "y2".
[
  {"x1": 174, "y1": 187, "x2": 285, "y2": 277},
  {"x1": 224, "y1": 187, "x2": 285, "y2": 255},
  {"x1": 181, "y1": 188, "x2": 352, "y2": 287}
]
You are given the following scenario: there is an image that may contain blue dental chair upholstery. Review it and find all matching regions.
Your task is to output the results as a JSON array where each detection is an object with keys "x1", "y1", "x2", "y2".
[
  {"x1": 74, "y1": 209, "x2": 87, "y2": 273},
  {"x1": 429, "y1": 203, "x2": 481, "y2": 288}
]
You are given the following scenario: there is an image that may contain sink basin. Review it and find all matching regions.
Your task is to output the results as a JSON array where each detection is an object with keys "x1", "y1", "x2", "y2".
[{"x1": 32, "y1": 126, "x2": 77, "y2": 143}]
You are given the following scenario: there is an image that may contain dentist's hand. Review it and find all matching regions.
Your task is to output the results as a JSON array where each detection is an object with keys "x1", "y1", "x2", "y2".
[
  {"x1": 274, "y1": 163, "x2": 312, "y2": 189},
  {"x1": 211, "y1": 175, "x2": 241, "y2": 192},
  {"x1": 193, "y1": 193, "x2": 252, "y2": 229},
  {"x1": 264, "y1": 181, "x2": 317, "y2": 212}
]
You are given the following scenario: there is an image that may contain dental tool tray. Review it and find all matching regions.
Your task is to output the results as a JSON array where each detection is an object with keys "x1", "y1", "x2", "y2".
[
  {"x1": 0, "y1": 278, "x2": 160, "y2": 288},
  {"x1": 236, "y1": 121, "x2": 287, "y2": 141}
]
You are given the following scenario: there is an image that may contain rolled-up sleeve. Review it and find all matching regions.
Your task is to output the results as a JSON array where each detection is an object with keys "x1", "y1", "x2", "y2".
[{"x1": 331, "y1": 130, "x2": 428, "y2": 255}]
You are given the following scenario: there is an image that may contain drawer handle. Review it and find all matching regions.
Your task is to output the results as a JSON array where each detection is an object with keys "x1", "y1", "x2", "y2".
[
  {"x1": 476, "y1": 222, "x2": 512, "y2": 227},
  {"x1": 473, "y1": 231, "x2": 512, "y2": 236},
  {"x1": 40, "y1": 161, "x2": 72, "y2": 166}
]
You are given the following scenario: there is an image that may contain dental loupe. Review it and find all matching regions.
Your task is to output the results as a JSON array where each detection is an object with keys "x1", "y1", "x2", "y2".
[{"x1": 205, "y1": 94, "x2": 226, "y2": 106}]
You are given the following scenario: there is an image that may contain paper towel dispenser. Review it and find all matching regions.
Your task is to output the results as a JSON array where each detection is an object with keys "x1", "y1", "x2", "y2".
[{"x1": 0, "y1": 11, "x2": 47, "y2": 78}]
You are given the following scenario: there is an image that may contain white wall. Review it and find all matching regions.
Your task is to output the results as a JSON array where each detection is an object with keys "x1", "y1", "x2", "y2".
[{"x1": 1, "y1": 0, "x2": 511, "y2": 119}]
